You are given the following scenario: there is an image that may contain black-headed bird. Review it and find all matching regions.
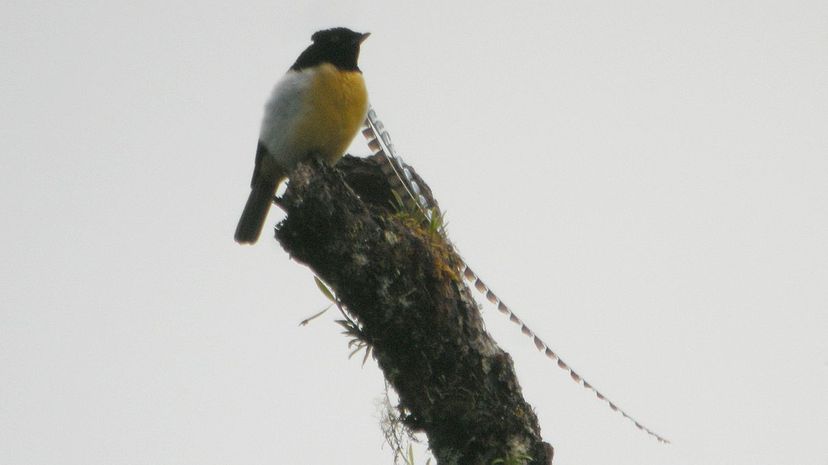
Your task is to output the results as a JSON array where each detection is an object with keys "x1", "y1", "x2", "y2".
[{"x1": 235, "y1": 27, "x2": 370, "y2": 244}]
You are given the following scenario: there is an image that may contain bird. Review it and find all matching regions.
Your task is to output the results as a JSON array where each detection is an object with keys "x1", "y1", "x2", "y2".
[{"x1": 235, "y1": 27, "x2": 370, "y2": 244}]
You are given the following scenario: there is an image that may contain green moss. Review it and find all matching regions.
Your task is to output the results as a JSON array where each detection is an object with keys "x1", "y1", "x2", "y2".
[{"x1": 388, "y1": 192, "x2": 461, "y2": 283}]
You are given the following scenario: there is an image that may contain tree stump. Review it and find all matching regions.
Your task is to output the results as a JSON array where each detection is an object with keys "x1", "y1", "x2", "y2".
[{"x1": 275, "y1": 154, "x2": 553, "y2": 465}]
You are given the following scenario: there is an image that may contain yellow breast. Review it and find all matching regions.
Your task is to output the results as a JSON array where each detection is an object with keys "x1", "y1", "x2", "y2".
[{"x1": 293, "y1": 63, "x2": 368, "y2": 164}]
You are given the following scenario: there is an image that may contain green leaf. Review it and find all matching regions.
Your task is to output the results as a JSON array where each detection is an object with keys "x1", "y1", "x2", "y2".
[
  {"x1": 392, "y1": 189, "x2": 411, "y2": 212},
  {"x1": 298, "y1": 304, "x2": 332, "y2": 326},
  {"x1": 362, "y1": 345, "x2": 372, "y2": 366},
  {"x1": 314, "y1": 276, "x2": 336, "y2": 302},
  {"x1": 349, "y1": 344, "x2": 364, "y2": 359}
]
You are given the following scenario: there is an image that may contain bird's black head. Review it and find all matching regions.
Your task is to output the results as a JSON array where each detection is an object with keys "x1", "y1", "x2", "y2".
[{"x1": 291, "y1": 27, "x2": 370, "y2": 72}]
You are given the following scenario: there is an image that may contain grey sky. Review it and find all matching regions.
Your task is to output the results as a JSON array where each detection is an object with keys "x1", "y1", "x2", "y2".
[{"x1": 2, "y1": 1, "x2": 827, "y2": 464}]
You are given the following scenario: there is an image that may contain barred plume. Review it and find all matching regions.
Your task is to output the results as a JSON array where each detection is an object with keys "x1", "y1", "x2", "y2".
[
  {"x1": 458, "y1": 264, "x2": 670, "y2": 444},
  {"x1": 361, "y1": 106, "x2": 669, "y2": 444},
  {"x1": 361, "y1": 111, "x2": 432, "y2": 218}
]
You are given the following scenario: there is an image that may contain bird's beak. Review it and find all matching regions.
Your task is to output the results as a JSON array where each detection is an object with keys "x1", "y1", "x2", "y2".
[{"x1": 358, "y1": 32, "x2": 371, "y2": 44}]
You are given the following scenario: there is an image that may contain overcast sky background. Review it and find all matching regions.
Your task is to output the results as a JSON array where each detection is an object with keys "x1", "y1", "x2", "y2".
[{"x1": 2, "y1": 1, "x2": 827, "y2": 464}]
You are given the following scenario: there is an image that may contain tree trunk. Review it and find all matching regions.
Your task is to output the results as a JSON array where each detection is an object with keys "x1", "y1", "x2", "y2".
[{"x1": 275, "y1": 154, "x2": 554, "y2": 465}]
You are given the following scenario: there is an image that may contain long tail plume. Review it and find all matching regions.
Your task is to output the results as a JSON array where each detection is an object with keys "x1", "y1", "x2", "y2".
[{"x1": 361, "y1": 106, "x2": 670, "y2": 444}]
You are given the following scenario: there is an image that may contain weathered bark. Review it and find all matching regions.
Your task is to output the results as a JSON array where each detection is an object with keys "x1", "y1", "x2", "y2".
[{"x1": 275, "y1": 154, "x2": 553, "y2": 465}]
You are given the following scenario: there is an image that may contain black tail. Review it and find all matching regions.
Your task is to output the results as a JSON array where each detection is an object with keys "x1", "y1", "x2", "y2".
[{"x1": 234, "y1": 179, "x2": 279, "y2": 244}]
